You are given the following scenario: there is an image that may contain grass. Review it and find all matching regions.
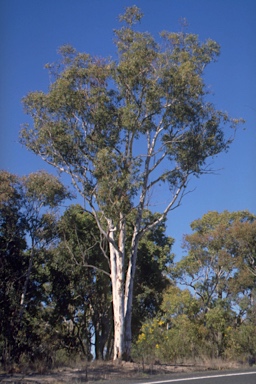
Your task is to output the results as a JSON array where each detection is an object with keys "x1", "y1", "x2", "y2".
[{"x1": 0, "y1": 356, "x2": 252, "y2": 383}]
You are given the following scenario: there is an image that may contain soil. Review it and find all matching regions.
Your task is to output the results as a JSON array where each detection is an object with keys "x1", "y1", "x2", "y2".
[{"x1": 0, "y1": 361, "x2": 242, "y2": 384}]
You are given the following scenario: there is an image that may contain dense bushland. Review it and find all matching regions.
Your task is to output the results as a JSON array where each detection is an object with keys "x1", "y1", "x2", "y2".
[{"x1": 1, "y1": 170, "x2": 255, "y2": 370}]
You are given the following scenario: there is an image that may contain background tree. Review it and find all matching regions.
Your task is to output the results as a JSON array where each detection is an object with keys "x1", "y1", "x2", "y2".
[
  {"x1": 0, "y1": 170, "x2": 69, "y2": 367},
  {"x1": 20, "y1": 6, "x2": 242, "y2": 360},
  {"x1": 0, "y1": 172, "x2": 27, "y2": 366},
  {"x1": 135, "y1": 209, "x2": 256, "y2": 363},
  {"x1": 134, "y1": 286, "x2": 202, "y2": 364},
  {"x1": 131, "y1": 214, "x2": 174, "y2": 339},
  {"x1": 174, "y1": 210, "x2": 256, "y2": 357},
  {"x1": 19, "y1": 171, "x2": 70, "y2": 321},
  {"x1": 51, "y1": 204, "x2": 112, "y2": 360}
]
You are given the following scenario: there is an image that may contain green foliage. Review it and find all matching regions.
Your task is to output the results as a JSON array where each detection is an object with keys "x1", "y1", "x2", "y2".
[
  {"x1": 174, "y1": 210, "x2": 256, "y2": 358},
  {"x1": 161, "y1": 286, "x2": 200, "y2": 320},
  {"x1": 225, "y1": 324, "x2": 256, "y2": 360},
  {"x1": 0, "y1": 170, "x2": 70, "y2": 367},
  {"x1": 20, "y1": 7, "x2": 242, "y2": 227},
  {"x1": 134, "y1": 210, "x2": 256, "y2": 364},
  {"x1": 0, "y1": 175, "x2": 27, "y2": 366},
  {"x1": 53, "y1": 205, "x2": 175, "y2": 359},
  {"x1": 118, "y1": 6, "x2": 143, "y2": 26},
  {"x1": 50, "y1": 204, "x2": 112, "y2": 360},
  {"x1": 131, "y1": 213, "x2": 174, "y2": 338},
  {"x1": 2, "y1": 166, "x2": 256, "y2": 366},
  {"x1": 133, "y1": 318, "x2": 165, "y2": 364},
  {"x1": 22, "y1": 170, "x2": 71, "y2": 209},
  {"x1": 134, "y1": 287, "x2": 202, "y2": 363},
  {"x1": 0, "y1": 179, "x2": 173, "y2": 365},
  {"x1": 174, "y1": 210, "x2": 256, "y2": 314}
]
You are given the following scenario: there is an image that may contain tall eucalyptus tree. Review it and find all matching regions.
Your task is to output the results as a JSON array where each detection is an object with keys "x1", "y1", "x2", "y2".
[{"x1": 20, "y1": 7, "x2": 242, "y2": 360}]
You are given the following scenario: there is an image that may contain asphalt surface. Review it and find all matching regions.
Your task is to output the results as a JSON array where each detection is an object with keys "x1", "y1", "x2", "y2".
[{"x1": 103, "y1": 368, "x2": 256, "y2": 384}]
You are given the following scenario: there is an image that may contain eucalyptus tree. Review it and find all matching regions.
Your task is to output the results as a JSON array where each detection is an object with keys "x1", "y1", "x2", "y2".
[
  {"x1": 0, "y1": 172, "x2": 26, "y2": 365},
  {"x1": 20, "y1": 7, "x2": 242, "y2": 360},
  {"x1": 175, "y1": 210, "x2": 256, "y2": 312},
  {"x1": 19, "y1": 170, "x2": 70, "y2": 322},
  {"x1": 0, "y1": 170, "x2": 69, "y2": 365},
  {"x1": 174, "y1": 210, "x2": 256, "y2": 356}
]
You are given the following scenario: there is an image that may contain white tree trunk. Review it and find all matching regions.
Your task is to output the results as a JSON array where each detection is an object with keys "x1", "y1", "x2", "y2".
[
  {"x1": 107, "y1": 178, "x2": 186, "y2": 360},
  {"x1": 108, "y1": 216, "x2": 125, "y2": 361},
  {"x1": 124, "y1": 228, "x2": 140, "y2": 359}
]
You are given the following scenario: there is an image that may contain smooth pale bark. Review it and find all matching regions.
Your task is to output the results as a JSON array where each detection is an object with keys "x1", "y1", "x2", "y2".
[
  {"x1": 108, "y1": 212, "x2": 141, "y2": 360},
  {"x1": 110, "y1": 228, "x2": 140, "y2": 361},
  {"x1": 108, "y1": 217, "x2": 125, "y2": 361},
  {"x1": 124, "y1": 233, "x2": 139, "y2": 359}
]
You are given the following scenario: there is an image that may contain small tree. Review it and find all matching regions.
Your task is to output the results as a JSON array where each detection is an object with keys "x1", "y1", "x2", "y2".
[
  {"x1": 175, "y1": 210, "x2": 256, "y2": 313},
  {"x1": 174, "y1": 210, "x2": 256, "y2": 357},
  {"x1": 135, "y1": 286, "x2": 201, "y2": 363},
  {"x1": 20, "y1": 7, "x2": 242, "y2": 360}
]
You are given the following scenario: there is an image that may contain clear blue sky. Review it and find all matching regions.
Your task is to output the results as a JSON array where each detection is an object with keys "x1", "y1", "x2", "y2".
[{"x1": 1, "y1": 0, "x2": 255, "y2": 259}]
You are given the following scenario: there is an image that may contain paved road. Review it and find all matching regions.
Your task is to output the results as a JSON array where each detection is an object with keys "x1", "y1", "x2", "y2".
[
  {"x1": 130, "y1": 370, "x2": 256, "y2": 384},
  {"x1": 101, "y1": 369, "x2": 256, "y2": 384}
]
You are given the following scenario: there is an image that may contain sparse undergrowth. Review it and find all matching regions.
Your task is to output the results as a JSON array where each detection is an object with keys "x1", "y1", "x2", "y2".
[{"x1": 0, "y1": 358, "x2": 253, "y2": 384}]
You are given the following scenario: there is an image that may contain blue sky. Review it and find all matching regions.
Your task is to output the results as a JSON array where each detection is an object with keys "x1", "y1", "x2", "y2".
[{"x1": 1, "y1": 0, "x2": 255, "y2": 259}]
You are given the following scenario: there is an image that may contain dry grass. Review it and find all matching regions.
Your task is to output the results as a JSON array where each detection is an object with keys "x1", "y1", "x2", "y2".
[{"x1": 0, "y1": 358, "x2": 248, "y2": 383}]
